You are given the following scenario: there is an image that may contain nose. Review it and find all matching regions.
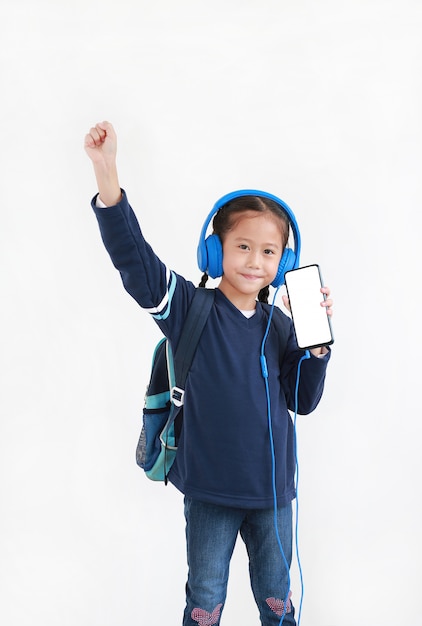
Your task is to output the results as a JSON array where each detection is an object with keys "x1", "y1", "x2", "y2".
[{"x1": 246, "y1": 250, "x2": 261, "y2": 268}]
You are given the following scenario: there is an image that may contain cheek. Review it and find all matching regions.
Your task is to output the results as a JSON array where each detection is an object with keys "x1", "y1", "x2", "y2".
[
  {"x1": 221, "y1": 242, "x2": 239, "y2": 263},
  {"x1": 269, "y1": 253, "x2": 282, "y2": 270},
  {"x1": 220, "y1": 249, "x2": 234, "y2": 273}
]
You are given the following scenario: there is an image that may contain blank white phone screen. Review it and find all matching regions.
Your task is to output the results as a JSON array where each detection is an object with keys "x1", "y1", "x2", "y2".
[{"x1": 284, "y1": 264, "x2": 333, "y2": 350}]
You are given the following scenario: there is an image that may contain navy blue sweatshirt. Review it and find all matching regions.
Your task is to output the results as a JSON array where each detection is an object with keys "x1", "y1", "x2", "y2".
[{"x1": 92, "y1": 191, "x2": 330, "y2": 508}]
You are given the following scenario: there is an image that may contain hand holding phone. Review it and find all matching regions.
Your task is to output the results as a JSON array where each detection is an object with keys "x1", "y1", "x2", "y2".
[{"x1": 284, "y1": 264, "x2": 334, "y2": 350}]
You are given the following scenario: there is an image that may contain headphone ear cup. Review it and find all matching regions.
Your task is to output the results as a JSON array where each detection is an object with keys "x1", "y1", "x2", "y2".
[
  {"x1": 272, "y1": 248, "x2": 296, "y2": 287},
  {"x1": 204, "y1": 234, "x2": 223, "y2": 279}
]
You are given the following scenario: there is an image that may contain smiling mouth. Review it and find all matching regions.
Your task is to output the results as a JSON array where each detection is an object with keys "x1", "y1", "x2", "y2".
[{"x1": 241, "y1": 274, "x2": 263, "y2": 281}]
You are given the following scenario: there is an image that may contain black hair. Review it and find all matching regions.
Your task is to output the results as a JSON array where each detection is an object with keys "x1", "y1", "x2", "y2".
[{"x1": 198, "y1": 195, "x2": 290, "y2": 303}]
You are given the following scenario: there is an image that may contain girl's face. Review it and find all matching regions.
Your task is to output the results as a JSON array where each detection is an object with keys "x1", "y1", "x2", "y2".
[{"x1": 218, "y1": 210, "x2": 284, "y2": 310}]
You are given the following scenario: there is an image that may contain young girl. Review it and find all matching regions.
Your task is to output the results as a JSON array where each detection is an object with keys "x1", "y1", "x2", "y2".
[{"x1": 85, "y1": 121, "x2": 333, "y2": 626}]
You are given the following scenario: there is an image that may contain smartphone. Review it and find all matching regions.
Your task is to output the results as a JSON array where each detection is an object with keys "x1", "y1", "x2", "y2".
[{"x1": 284, "y1": 264, "x2": 334, "y2": 350}]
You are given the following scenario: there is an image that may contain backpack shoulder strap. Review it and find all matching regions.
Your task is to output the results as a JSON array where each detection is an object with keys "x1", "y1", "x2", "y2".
[
  {"x1": 171, "y1": 288, "x2": 215, "y2": 405},
  {"x1": 261, "y1": 302, "x2": 290, "y2": 363}
]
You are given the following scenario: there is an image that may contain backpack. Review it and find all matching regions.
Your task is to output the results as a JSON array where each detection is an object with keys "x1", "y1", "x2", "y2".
[
  {"x1": 136, "y1": 288, "x2": 289, "y2": 483},
  {"x1": 136, "y1": 288, "x2": 215, "y2": 483}
]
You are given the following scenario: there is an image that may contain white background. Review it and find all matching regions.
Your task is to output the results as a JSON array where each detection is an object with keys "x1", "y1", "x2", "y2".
[{"x1": 1, "y1": 1, "x2": 421, "y2": 625}]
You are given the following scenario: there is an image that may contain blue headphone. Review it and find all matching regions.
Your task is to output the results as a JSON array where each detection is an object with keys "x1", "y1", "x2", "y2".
[{"x1": 197, "y1": 189, "x2": 301, "y2": 288}]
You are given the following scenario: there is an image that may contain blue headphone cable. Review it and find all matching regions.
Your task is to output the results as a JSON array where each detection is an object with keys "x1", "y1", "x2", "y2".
[{"x1": 260, "y1": 288, "x2": 310, "y2": 626}]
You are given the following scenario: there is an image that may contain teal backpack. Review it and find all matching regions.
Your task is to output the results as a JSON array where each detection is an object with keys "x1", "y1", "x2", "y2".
[{"x1": 136, "y1": 288, "x2": 215, "y2": 483}]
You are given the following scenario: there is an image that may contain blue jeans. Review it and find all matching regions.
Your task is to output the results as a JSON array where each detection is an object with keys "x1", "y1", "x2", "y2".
[{"x1": 183, "y1": 497, "x2": 296, "y2": 626}]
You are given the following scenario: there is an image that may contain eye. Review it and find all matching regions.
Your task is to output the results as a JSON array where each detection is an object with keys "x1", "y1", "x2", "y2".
[
  {"x1": 239, "y1": 244, "x2": 250, "y2": 250},
  {"x1": 264, "y1": 248, "x2": 275, "y2": 255}
]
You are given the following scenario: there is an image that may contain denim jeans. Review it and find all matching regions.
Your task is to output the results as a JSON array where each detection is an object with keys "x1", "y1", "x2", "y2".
[{"x1": 183, "y1": 497, "x2": 296, "y2": 626}]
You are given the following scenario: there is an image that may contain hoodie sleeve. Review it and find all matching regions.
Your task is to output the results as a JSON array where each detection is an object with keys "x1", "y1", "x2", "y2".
[{"x1": 91, "y1": 190, "x2": 195, "y2": 342}]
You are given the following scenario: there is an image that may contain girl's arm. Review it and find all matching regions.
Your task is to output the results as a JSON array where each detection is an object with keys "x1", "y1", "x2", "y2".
[
  {"x1": 84, "y1": 121, "x2": 122, "y2": 207},
  {"x1": 85, "y1": 122, "x2": 195, "y2": 345}
]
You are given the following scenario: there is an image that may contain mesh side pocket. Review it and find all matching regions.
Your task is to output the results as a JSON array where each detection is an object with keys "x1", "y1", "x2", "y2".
[
  {"x1": 136, "y1": 409, "x2": 169, "y2": 470},
  {"x1": 136, "y1": 425, "x2": 147, "y2": 468}
]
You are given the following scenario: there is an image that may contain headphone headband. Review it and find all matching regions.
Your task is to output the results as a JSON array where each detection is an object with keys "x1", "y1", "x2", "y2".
[{"x1": 197, "y1": 189, "x2": 301, "y2": 287}]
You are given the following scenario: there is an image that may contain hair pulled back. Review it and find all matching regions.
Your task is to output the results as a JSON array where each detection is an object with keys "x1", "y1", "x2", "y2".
[{"x1": 198, "y1": 195, "x2": 290, "y2": 303}]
